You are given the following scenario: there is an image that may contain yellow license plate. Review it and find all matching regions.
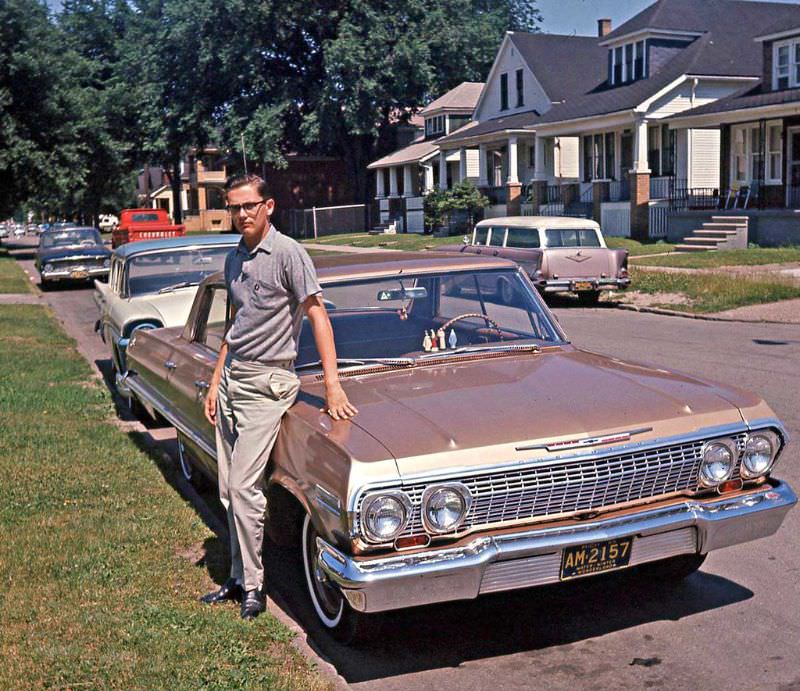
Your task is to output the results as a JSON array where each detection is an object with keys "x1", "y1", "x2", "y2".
[
  {"x1": 573, "y1": 281, "x2": 594, "y2": 291},
  {"x1": 560, "y1": 537, "x2": 634, "y2": 581},
  {"x1": 70, "y1": 270, "x2": 89, "y2": 279}
]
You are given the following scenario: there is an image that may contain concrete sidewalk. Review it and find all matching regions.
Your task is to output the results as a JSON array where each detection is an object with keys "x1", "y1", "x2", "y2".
[{"x1": 303, "y1": 241, "x2": 398, "y2": 253}]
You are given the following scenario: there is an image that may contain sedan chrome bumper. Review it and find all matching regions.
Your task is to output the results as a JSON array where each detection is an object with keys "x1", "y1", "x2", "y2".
[
  {"x1": 40, "y1": 267, "x2": 109, "y2": 280},
  {"x1": 317, "y1": 480, "x2": 796, "y2": 614},
  {"x1": 539, "y1": 277, "x2": 630, "y2": 292}
]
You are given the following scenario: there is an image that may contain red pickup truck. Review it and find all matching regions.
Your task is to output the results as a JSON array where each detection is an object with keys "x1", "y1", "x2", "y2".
[{"x1": 111, "y1": 208, "x2": 185, "y2": 248}]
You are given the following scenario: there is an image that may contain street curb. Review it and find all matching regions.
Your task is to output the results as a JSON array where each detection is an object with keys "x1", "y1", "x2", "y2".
[{"x1": 613, "y1": 302, "x2": 796, "y2": 325}]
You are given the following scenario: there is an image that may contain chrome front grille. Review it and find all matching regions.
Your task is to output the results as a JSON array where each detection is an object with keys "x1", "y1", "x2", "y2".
[{"x1": 357, "y1": 433, "x2": 747, "y2": 540}]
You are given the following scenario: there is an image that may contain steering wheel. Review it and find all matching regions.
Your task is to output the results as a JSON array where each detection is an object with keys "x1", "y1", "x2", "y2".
[{"x1": 440, "y1": 312, "x2": 504, "y2": 341}]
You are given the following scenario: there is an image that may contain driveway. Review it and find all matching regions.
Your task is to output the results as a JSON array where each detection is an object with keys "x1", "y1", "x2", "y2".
[{"x1": 8, "y1": 236, "x2": 800, "y2": 691}]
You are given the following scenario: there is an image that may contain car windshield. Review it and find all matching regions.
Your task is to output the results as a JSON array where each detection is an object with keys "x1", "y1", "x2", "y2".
[
  {"x1": 296, "y1": 268, "x2": 564, "y2": 367},
  {"x1": 545, "y1": 229, "x2": 601, "y2": 247},
  {"x1": 40, "y1": 228, "x2": 101, "y2": 249},
  {"x1": 126, "y1": 246, "x2": 232, "y2": 296}
]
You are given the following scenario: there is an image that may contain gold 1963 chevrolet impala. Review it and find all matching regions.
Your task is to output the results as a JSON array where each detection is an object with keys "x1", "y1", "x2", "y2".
[{"x1": 123, "y1": 251, "x2": 795, "y2": 643}]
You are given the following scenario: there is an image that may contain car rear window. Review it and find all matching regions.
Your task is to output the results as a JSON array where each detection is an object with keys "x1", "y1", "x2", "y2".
[
  {"x1": 488, "y1": 227, "x2": 506, "y2": 246},
  {"x1": 544, "y1": 229, "x2": 601, "y2": 248},
  {"x1": 506, "y1": 227, "x2": 540, "y2": 248},
  {"x1": 132, "y1": 213, "x2": 161, "y2": 222}
]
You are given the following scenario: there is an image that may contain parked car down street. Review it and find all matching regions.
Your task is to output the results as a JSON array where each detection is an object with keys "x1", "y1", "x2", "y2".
[
  {"x1": 35, "y1": 226, "x2": 111, "y2": 288},
  {"x1": 94, "y1": 233, "x2": 239, "y2": 392},
  {"x1": 440, "y1": 216, "x2": 630, "y2": 305},
  {"x1": 123, "y1": 250, "x2": 794, "y2": 644}
]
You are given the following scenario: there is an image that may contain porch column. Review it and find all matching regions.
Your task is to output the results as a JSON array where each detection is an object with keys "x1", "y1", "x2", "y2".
[
  {"x1": 438, "y1": 151, "x2": 448, "y2": 190},
  {"x1": 534, "y1": 134, "x2": 547, "y2": 180},
  {"x1": 630, "y1": 117, "x2": 651, "y2": 240},
  {"x1": 403, "y1": 164, "x2": 414, "y2": 197},
  {"x1": 375, "y1": 169, "x2": 385, "y2": 198},
  {"x1": 388, "y1": 166, "x2": 399, "y2": 197},
  {"x1": 506, "y1": 136, "x2": 521, "y2": 214},
  {"x1": 458, "y1": 148, "x2": 467, "y2": 182},
  {"x1": 478, "y1": 144, "x2": 489, "y2": 187},
  {"x1": 423, "y1": 164, "x2": 434, "y2": 193}
]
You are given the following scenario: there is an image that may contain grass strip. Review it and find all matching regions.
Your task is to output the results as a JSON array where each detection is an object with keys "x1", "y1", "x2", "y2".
[
  {"x1": 629, "y1": 267, "x2": 800, "y2": 313},
  {"x1": 0, "y1": 247, "x2": 32, "y2": 293},
  {"x1": 632, "y1": 246, "x2": 800, "y2": 268},
  {"x1": 0, "y1": 304, "x2": 328, "y2": 690},
  {"x1": 605, "y1": 238, "x2": 675, "y2": 256}
]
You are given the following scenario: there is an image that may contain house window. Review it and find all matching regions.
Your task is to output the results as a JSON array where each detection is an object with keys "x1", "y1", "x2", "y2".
[
  {"x1": 593, "y1": 134, "x2": 604, "y2": 179},
  {"x1": 731, "y1": 121, "x2": 783, "y2": 185},
  {"x1": 604, "y1": 133, "x2": 616, "y2": 180},
  {"x1": 516, "y1": 69, "x2": 524, "y2": 107},
  {"x1": 635, "y1": 41, "x2": 645, "y2": 79},
  {"x1": 661, "y1": 124, "x2": 675, "y2": 176},
  {"x1": 624, "y1": 44, "x2": 634, "y2": 82},
  {"x1": 613, "y1": 47, "x2": 623, "y2": 84},
  {"x1": 773, "y1": 39, "x2": 800, "y2": 90},
  {"x1": 426, "y1": 115, "x2": 445, "y2": 138},
  {"x1": 500, "y1": 73, "x2": 509, "y2": 110},
  {"x1": 583, "y1": 132, "x2": 614, "y2": 181},
  {"x1": 647, "y1": 126, "x2": 660, "y2": 173}
]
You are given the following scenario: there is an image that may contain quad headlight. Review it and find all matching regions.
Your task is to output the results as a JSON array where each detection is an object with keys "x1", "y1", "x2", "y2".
[
  {"x1": 422, "y1": 483, "x2": 472, "y2": 534},
  {"x1": 741, "y1": 430, "x2": 780, "y2": 479},
  {"x1": 360, "y1": 491, "x2": 411, "y2": 543},
  {"x1": 44, "y1": 263, "x2": 54, "y2": 273},
  {"x1": 699, "y1": 439, "x2": 736, "y2": 487},
  {"x1": 103, "y1": 258, "x2": 111, "y2": 268}
]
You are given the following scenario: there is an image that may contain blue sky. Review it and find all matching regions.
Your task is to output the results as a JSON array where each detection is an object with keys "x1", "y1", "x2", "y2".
[{"x1": 537, "y1": 0, "x2": 800, "y2": 36}]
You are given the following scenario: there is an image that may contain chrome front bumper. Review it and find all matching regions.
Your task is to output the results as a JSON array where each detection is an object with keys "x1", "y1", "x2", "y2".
[
  {"x1": 41, "y1": 267, "x2": 109, "y2": 280},
  {"x1": 317, "y1": 481, "x2": 796, "y2": 614},
  {"x1": 539, "y1": 277, "x2": 630, "y2": 292}
]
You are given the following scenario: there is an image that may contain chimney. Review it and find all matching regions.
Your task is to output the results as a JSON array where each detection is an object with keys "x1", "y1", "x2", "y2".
[{"x1": 598, "y1": 18, "x2": 612, "y2": 37}]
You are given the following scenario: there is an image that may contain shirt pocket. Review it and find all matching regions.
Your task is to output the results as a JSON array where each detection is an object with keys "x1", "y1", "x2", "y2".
[{"x1": 250, "y1": 278, "x2": 280, "y2": 309}]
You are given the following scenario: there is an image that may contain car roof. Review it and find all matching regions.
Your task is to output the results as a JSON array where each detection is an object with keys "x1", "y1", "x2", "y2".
[
  {"x1": 475, "y1": 216, "x2": 600, "y2": 229},
  {"x1": 114, "y1": 233, "x2": 240, "y2": 258},
  {"x1": 41, "y1": 226, "x2": 99, "y2": 234}
]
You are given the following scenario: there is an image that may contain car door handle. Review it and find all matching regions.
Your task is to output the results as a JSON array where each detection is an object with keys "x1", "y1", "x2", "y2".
[
  {"x1": 164, "y1": 360, "x2": 177, "y2": 370},
  {"x1": 194, "y1": 379, "x2": 210, "y2": 390}
]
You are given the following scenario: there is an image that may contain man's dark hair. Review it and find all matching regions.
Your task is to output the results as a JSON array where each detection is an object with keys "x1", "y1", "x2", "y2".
[{"x1": 225, "y1": 173, "x2": 271, "y2": 199}]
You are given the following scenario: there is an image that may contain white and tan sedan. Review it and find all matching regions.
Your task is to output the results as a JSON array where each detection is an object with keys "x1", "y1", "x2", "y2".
[{"x1": 94, "y1": 233, "x2": 239, "y2": 393}]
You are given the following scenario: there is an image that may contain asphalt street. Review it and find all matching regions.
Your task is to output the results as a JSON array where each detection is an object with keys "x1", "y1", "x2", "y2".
[{"x1": 8, "y1": 235, "x2": 800, "y2": 691}]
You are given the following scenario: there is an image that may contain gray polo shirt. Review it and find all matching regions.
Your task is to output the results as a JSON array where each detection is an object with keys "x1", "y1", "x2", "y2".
[{"x1": 224, "y1": 227, "x2": 321, "y2": 363}]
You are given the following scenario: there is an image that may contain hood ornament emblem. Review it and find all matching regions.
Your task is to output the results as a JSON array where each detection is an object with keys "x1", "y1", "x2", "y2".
[
  {"x1": 516, "y1": 426, "x2": 653, "y2": 452},
  {"x1": 566, "y1": 251, "x2": 591, "y2": 263}
]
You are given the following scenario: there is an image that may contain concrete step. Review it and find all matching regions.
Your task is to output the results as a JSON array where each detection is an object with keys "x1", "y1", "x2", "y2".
[
  {"x1": 675, "y1": 244, "x2": 717, "y2": 252},
  {"x1": 710, "y1": 216, "x2": 748, "y2": 225},
  {"x1": 702, "y1": 222, "x2": 745, "y2": 230},
  {"x1": 683, "y1": 235, "x2": 726, "y2": 243},
  {"x1": 694, "y1": 229, "x2": 738, "y2": 237}
]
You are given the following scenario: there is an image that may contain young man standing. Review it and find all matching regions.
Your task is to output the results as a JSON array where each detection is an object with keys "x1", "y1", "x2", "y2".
[{"x1": 200, "y1": 174, "x2": 356, "y2": 620}]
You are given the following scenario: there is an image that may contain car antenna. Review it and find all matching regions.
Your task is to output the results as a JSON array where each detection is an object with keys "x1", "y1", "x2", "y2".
[{"x1": 240, "y1": 132, "x2": 248, "y2": 174}]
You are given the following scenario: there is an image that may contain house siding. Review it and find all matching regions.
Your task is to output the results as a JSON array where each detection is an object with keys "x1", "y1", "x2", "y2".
[
  {"x1": 556, "y1": 137, "x2": 580, "y2": 179},
  {"x1": 648, "y1": 79, "x2": 746, "y2": 119},
  {"x1": 475, "y1": 39, "x2": 550, "y2": 122},
  {"x1": 763, "y1": 40, "x2": 774, "y2": 88},
  {"x1": 689, "y1": 129, "x2": 721, "y2": 188}
]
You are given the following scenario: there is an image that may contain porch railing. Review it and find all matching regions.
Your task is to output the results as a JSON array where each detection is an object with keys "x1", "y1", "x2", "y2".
[
  {"x1": 787, "y1": 185, "x2": 800, "y2": 209},
  {"x1": 545, "y1": 184, "x2": 563, "y2": 204},
  {"x1": 608, "y1": 179, "x2": 630, "y2": 202},
  {"x1": 669, "y1": 187, "x2": 720, "y2": 210},
  {"x1": 651, "y1": 176, "x2": 687, "y2": 200}
]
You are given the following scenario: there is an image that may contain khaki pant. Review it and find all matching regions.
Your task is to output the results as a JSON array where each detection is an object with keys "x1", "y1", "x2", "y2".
[{"x1": 215, "y1": 356, "x2": 300, "y2": 592}]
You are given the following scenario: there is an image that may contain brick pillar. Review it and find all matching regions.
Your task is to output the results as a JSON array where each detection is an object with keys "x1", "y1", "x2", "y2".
[
  {"x1": 530, "y1": 180, "x2": 547, "y2": 211},
  {"x1": 507, "y1": 182, "x2": 522, "y2": 215},
  {"x1": 592, "y1": 181, "x2": 609, "y2": 224},
  {"x1": 630, "y1": 171, "x2": 650, "y2": 241}
]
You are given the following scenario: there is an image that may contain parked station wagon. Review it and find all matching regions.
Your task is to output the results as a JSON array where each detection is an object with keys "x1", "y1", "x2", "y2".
[
  {"x1": 451, "y1": 216, "x2": 630, "y2": 305},
  {"x1": 123, "y1": 251, "x2": 794, "y2": 643}
]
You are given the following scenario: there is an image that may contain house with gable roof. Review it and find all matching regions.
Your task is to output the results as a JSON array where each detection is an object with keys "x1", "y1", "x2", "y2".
[
  {"x1": 430, "y1": 0, "x2": 800, "y2": 240},
  {"x1": 367, "y1": 82, "x2": 482, "y2": 232},
  {"x1": 666, "y1": 19, "x2": 800, "y2": 247}
]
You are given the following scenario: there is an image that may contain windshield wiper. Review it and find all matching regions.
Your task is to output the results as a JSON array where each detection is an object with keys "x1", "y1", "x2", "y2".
[
  {"x1": 419, "y1": 343, "x2": 542, "y2": 360},
  {"x1": 296, "y1": 357, "x2": 416, "y2": 372},
  {"x1": 157, "y1": 280, "x2": 199, "y2": 294}
]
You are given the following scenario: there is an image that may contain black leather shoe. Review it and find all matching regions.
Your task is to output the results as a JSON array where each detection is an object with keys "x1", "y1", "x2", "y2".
[
  {"x1": 240, "y1": 588, "x2": 266, "y2": 620},
  {"x1": 200, "y1": 578, "x2": 242, "y2": 605}
]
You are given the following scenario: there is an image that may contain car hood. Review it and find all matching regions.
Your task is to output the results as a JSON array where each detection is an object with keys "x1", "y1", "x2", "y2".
[
  {"x1": 126, "y1": 288, "x2": 200, "y2": 328},
  {"x1": 38, "y1": 245, "x2": 111, "y2": 262},
  {"x1": 331, "y1": 347, "x2": 759, "y2": 479}
]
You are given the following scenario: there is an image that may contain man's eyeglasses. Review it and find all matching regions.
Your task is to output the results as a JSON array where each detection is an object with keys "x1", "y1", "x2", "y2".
[{"x1": 226, "y1": 200, "x2": 265, "y2": 215}]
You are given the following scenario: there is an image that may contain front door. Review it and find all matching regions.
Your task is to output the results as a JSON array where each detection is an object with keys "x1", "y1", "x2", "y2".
[{"x1": 786, "y1": 127, "x2": 800, "y2": 207}]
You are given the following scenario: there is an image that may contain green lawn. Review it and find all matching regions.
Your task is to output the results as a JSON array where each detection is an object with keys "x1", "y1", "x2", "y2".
[
  {"x1": 632, "y1": 246, "x2": 800, "y2": 268},
  {"x1": 303, "y1": 232, "x2": 460, "y2": 251},
  {"x1": 605, "y1": 238, "x2": 676, "y2": 256},
  {"x1": 0, "y1": 247, "x2": 32, "y2": 293},
  {"x1": 628, "y1": 267, "x2": 800, "y2": 313},
  {"x1": 0, "y1": 305, "x2": 328, "y2": 690}
]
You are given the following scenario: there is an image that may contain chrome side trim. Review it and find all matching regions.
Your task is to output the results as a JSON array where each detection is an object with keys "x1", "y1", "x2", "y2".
[
  {"x1": 313, "y1": 484, "x2": 342, "y2": 517},
  {"x1": 126, "y1": 374, "x2": 216, "y2": 458},
  {"x1": 320, "y1": 481, "x2": 796, "y2": 613}
]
